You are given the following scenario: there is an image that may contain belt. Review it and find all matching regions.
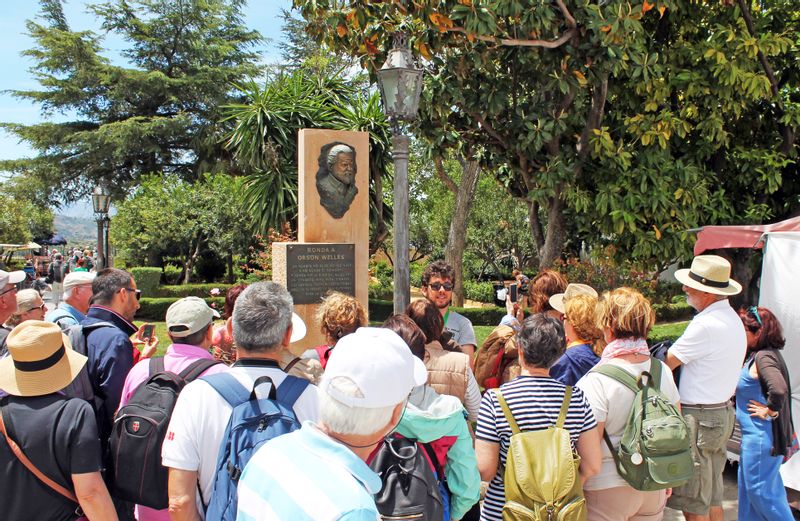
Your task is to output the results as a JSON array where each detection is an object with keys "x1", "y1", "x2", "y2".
[{"x1": 681, "y1": 402, "x2": 730, "y2": 410}]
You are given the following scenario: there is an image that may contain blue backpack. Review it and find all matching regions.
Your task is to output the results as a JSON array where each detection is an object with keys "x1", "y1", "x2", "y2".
[{"x1": 202, "y1": 373, "x2": 308, "y2": 521}]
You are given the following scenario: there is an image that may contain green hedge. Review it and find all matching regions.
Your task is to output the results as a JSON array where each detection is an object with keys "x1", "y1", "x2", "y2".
[
  {"x1": 463, "y1": 281, "x2": 496, "y2": 304},
  {"x1": 136, "y1": 297, "x2": 225, "y2": 321},
  {"x1": 130, "y1": 267, "x2": 162, "y2": 297},
  {"x1": 651, "y1": 302, "x2": 694, "y2": 322},
  {"x1": 154, "y1": 283, "x2": 237, "y2": 298}
]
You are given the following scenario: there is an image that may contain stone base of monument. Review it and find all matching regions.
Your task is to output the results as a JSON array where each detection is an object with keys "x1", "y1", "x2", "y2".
[{"x1": 273, "y1": 242, "x2": 358, "y2": 356}]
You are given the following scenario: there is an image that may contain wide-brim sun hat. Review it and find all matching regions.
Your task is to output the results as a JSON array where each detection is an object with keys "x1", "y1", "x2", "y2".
[
  {"x1": 674, "y1": 254, "x2": 741, "y2": 296},
  {"x1": 549, "y1": 283, "x2": 599, "y2": 314},
  {"x1": 0, "y1": 321, "x2": 87, "y2": 397}
]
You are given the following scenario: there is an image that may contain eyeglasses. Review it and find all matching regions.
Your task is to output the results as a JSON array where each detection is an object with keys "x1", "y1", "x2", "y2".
[
  {"x1": 0, "y1": 286, "x2": 18, "y2": 298},
  {"x1": 31, "y1": 302, "x2": 46, "y2": 311},
  {"x1": 428, "y1": 282, "x2": 453, "y2": 291},
  {"x1": 123, "y1": 288, "x2": 142, "y2": 300}
]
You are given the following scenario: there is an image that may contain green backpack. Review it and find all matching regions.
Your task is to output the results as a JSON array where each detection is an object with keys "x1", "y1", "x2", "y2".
[
  {"x1": 495, "y1": 386, "x2": 587, "y2": 521},
  {"x1": 592, "y1": 359, "x2": 693, "y2": 491}
]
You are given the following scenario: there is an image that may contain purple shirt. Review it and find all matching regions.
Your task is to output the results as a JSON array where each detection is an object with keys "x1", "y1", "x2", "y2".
[{"x1": 118, "y1": 343, "x2": 228, "y2": 521}]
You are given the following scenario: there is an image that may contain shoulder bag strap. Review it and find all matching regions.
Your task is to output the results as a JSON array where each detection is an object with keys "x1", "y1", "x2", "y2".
[
  {"x1": 276, "y1": 375, "x2": 310, "y2": 408},
  {"x1": 201, "y1": 372, "x2": 250, "y2": 407},
  {"x1": 556, "y1": 385, "x2": 573, "y2": 429},
  {"x1": 282, "y1": 357, "x2": 302, "y2": 374},
  {"x1": 592, "y1": 364, "x2": 640, "y2": 394},
  {"x1": 494, "y1": 389, "x2": 521, "y2": 435},
  {"x1": 0, "y1": 405, "x2": 78, "y2": 504},
  {"x1": 178, "y1": 359, "x2": 222, "y2": 381},
  {"x1": 149, "y1": 356, "x2": 165, "y2": 377}
]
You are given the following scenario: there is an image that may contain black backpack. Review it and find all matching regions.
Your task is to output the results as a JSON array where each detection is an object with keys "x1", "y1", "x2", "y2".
[
  {"x1": 369, "y1": 434, "x2": 445, "y2": 521},
  {"x1": 109, "y1": 357, "x2": 221, "y2": 509}
]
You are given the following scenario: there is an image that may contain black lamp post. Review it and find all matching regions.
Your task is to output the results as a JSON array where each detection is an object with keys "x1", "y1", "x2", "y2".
[
  {"x1": 91, "y1": 185, "x2": 111, "y2": 269},
  {"x1": 377, "y1": 33, "x2": 423, "y2": 314}
]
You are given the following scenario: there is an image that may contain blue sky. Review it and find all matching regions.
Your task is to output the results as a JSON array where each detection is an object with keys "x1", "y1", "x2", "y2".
[{"x1": 0, "y1": 0, "x2": 291, "y2": 216}]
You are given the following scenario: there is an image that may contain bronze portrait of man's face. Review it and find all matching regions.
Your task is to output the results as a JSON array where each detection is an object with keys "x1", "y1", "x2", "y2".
[
  {"x1": 331, "y1": 152, "x2": 355, "y2": 185},
  {"x1": 316, "y1": 143, "x2": 359, "y2": 219}
]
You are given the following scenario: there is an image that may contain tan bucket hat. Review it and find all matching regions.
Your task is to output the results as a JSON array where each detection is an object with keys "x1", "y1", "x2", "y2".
[
  {"x1": 549, "y1": 283, "x2": 599, "y2": 313},
  {"x1": 0, "y1": 321, "x2": 87, "y2": 397},
  {"x1": 674, "y1": 255, "x2": 741, "y2": 296}
]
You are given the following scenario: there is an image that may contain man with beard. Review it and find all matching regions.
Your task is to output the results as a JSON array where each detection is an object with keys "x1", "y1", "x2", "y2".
[
  {"x1": 665, "y1": 255, "x2": 747, "y2": 521},
  {"x1": 420, "y1": 261, "x2": 477, "y2": 362}
]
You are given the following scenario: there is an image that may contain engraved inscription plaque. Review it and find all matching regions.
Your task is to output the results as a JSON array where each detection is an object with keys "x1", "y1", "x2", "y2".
[{"x1": 286, "y1": 243, "x2": 356, "y2": 304}]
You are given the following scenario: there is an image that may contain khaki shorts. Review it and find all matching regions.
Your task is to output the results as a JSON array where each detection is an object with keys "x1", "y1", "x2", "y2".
[
  {"x1": 586, "y1": 487, "x2": 667, "y2": 521},
  {"x1": 666, "y1": 405, "x2": 734, "y2": 515}
]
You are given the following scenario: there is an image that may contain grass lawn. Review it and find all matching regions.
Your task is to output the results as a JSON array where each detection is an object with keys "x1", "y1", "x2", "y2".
[{"x1": 136, "y1": 319, "x2": 689, "y2": 358}]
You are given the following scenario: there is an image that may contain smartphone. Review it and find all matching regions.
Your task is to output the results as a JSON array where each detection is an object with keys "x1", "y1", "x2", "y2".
[
  {"x1": 509, "y1": 283, "x2": 518, "y2": 303},
  {"x1": 142, "y1": 323, "x2": 155, "y2": 341}
]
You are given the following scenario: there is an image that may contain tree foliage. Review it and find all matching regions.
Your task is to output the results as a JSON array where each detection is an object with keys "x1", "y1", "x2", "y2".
[
  {"x1": 223, "y1": 69, "x2": 394, "y2": 251},
  {"x1": 1, "y1": 0, "x2": 261, "y2": 201},
  {"x1": 110, "y1": 173, "x2": 251, "y2": 283},
  {"x1": 0, "y1": 178, "x2": 54, "y2": 245},
  {"x1": 294, "y1": 0, "x2": 799, "y2": 267}
]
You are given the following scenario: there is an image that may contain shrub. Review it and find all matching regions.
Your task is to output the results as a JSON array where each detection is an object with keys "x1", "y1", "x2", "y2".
[
  {"x1": 652, "y1": 302, "x2": 694, "y2": 322},
  {"x1": 162, "y1": 264, "x2": 183, "y2": 285},
  {"x1": 154, "y1": 284, "x2": 237, "y2": 298},
  {"x1": 368, "y1": 299, "x2": 394, "y2": 322},
  {"x1": 463, "y1": 281, "x2": 496, "y2": 303},
  {"x1": 136, "y1": 297, "x2": 225, "y2": 321},
  {"x1": 130, "y1": 267, "x2": 162, "y2": 297}
]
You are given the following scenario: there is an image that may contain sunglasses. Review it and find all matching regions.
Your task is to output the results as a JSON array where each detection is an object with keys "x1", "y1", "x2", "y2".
[
  {"x1": 748, "y1": 306, "x2": 762, "y2": 326},
  {"x1": 124, "y1": 287, "x2": 142, "y2": 300},
  {"x1": 31, "y1": 302, "x2": 46, "y2": 311},
  {"x1": 428, "y1": 282, "x2": 453, "y2": 291}
]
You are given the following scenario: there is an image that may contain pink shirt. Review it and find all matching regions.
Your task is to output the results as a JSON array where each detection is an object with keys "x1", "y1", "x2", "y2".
[{"x1": 118, "y1": 343, "x2": 228, "y2": 521}]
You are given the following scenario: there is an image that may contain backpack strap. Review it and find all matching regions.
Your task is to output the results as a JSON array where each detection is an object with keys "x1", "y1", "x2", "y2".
[
  {"x1": 556, "y1": 386, "x2": 573, "y2": 429},
  {"x1": 149, "y1": 356, "x2": 166, "y2": 376},
  {"x1": 201, "y1": 373, "x2": 251, "y2": 408},
  {"x1": 276, "y1": 375, "x2": 310, "y2": 409},
  {"x1": 592, "y1": 364, "x2": 639, "y2": 393},
  {"x1": 494, "y1": 390, "x2": 521, "y2": 435},
  {"x1": 648, "y1": 358, "x2": 662, "y2": 389},
  {"x1": 178, "y1": 359, "x2": 222, "y2": 381},
  {"x1": 0, "y1": 402, "x2": 78, "y2": 504}
]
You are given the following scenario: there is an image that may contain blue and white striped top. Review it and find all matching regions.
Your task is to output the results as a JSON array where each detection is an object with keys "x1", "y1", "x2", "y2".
[
  {"x1": 236, "y1": 421, "x2": 382, "y2": 521},
  {"x1": 475, "y1": 376, "x2": 597, "y2": 521}
]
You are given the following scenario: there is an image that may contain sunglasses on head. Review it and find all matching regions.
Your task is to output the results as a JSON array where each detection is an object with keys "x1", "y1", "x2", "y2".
[
  {"x1": 748, "y1": 306, "x2": 762, "y2": 326},
  {"x1": 428, "y1": 282, "x2": 453, "y2": 291}
]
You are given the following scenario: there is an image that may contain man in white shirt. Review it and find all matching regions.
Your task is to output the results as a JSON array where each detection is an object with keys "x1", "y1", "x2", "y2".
[
  {"x1": 665, "y1": 255, "x2": 747, "y2": 521},
  {"x1": 162, "y1": 282, "x2": 319, "y2": 520}
]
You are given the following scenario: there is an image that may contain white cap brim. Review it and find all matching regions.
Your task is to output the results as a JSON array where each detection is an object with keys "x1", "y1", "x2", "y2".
[{"x1": 290, "y1": 312, "x2": 306, "y2": 343}]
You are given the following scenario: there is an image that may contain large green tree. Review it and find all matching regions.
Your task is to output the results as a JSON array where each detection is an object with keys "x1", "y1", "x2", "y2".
[
  {"x1": 111, "y1": 173, "x2": 251, "y2": 283},
  {"x1": 295, "y1": 0, "x2": 799, "y2": 268},
  {"x1": 1, "y1": 0, "x2": 261, "y2": 201}
]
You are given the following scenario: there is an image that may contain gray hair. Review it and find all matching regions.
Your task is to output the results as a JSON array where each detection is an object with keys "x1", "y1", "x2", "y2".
[
  {"x1": 232, "y1": 281, "x2": 293, "y2": 353},
  {"x1": 319, "y1": 376, "x2": 397, "y2": 435},
  {"x1": 326, "y1": 144, "x2": 354, "y2": 170},
  {"x1": 517, "y1": 313, "x2": 566, "y2": 369}
]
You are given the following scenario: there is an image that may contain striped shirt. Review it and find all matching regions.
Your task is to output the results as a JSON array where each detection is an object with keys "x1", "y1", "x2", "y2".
[
  {"x1": 475, "y1": 376, "x2": 597, "y2": 521},
  {"x1": 237, "y1": 421, "x2": 382, "y2": 521}
]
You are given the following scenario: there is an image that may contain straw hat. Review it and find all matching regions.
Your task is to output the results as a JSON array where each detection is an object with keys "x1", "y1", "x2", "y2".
[
  {"x1": 0, "y1": 321, "x2": 87, "y2": 397},
  {"x1": 549, "y1": 283, "x2": 598, "y2": 313},
  {"x1": 674, "y1": 255, "x2": 741, "y2": 296}
]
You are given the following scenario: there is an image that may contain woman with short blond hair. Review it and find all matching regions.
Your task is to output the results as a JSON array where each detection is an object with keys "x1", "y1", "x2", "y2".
[
  {"x1": 576, "y1": 288, "x2": 679, "y2": 521},
  {"x1": 550, "y1": 294, "x2": 604, "y2": 385}
]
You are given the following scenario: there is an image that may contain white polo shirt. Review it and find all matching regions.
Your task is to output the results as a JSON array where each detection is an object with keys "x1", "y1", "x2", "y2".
[
  {"x1": 162, "y1": 359, "x2": 319, "y2": 517},
  {"x1": 669, "y1": 299, "x2": 746, "y2": 405}
]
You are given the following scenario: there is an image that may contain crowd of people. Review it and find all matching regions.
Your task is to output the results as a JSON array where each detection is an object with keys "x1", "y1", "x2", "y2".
[{"x1": 0, "y1": 252, "x2": 795, "y2": 521}]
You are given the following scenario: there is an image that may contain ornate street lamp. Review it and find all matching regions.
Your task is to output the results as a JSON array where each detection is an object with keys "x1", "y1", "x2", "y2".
[
  {"x1": 91, "y1": 185, "x2": 111, "y2": 270},
  {"x1": 377, "y1": 33, "x2": 423, "y2": 314}
]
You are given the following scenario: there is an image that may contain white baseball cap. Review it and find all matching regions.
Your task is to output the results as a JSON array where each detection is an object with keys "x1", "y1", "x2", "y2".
[
  {"x1": 0, "y1": 270, "x2": 26, "y2": 288},
  {"x1": 166, "y1": 296, "x2": 220, "y2": 337},
  {"x1": 320, "y1": 327, "x2": 428, "y2": 409},
  {"x1": 63, "y1": 271, "x2": 96, "y2": 292}
]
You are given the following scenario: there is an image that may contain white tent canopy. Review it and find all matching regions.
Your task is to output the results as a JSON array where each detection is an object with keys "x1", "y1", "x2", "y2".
[{"x1": 758, "y1": 231, "x2": 800, "y2": 491}]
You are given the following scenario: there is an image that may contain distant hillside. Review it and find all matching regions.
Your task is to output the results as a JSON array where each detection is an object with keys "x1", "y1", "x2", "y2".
[{"x1": 54, "y1": 214, "x2": 97, "y2": 246}]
